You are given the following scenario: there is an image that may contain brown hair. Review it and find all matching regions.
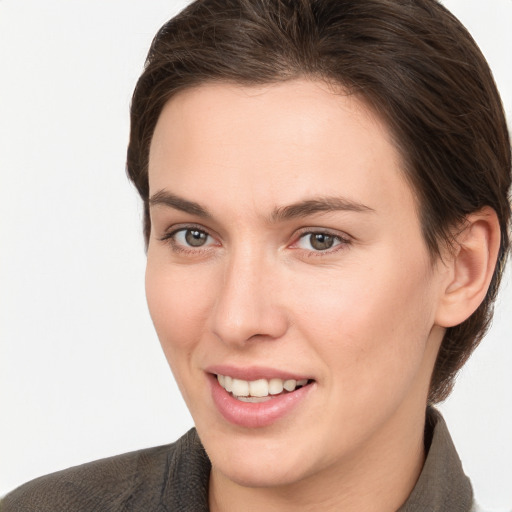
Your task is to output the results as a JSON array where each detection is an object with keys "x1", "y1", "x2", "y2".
[{"x1": 127, "y1": 0, "x2": 511, "y2": 402}]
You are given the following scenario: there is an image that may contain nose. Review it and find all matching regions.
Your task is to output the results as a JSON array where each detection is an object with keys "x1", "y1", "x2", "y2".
[{"x1": 210, "y1": 247, "x2": 288, "y2": 347}]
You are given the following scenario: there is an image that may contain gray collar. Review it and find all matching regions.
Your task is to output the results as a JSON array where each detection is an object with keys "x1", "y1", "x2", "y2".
[{"x1": 398, "y1": 407, "x2": 473, "y2": 511}]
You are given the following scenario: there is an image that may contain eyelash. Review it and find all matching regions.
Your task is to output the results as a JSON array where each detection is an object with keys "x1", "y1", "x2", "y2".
[
  {"x1": 159, "y1": 225, "x2": 351, "y2": 257},
  {"x1": 159, "y1": 224, "x2": 218, "y2": 255},
  {"x1": 291, "y1": 229, "x2": 351, "y2": 256}
]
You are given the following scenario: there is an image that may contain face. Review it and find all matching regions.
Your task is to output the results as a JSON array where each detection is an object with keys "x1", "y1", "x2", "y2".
[{"x1": 146, "y1": 80, "x2": 447, "y2": 490}]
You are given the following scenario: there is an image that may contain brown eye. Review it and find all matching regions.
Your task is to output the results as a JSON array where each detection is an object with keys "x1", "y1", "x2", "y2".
[
  {"x1": 162, "y1": 227, "x2": 217, "y2": 252},
  {"x1": 309, "y1": 233, "x2": 335, "y2": 251},
  {"x1": 295, "y1": 231, "x2": 346, "y2": 253},
  {"x1": 184, "y1": 229, "x2": 209, "y2": 247}
]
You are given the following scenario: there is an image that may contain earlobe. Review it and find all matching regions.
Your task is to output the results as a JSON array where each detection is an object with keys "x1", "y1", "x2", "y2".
[{"x1": 435, "y1": 207, "x2": 501, "y2": 328}]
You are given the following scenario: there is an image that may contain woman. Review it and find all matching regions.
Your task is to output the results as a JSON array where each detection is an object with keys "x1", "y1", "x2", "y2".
[{"x1": 3, "y1": 0, "x2": 510, "y2": 510}]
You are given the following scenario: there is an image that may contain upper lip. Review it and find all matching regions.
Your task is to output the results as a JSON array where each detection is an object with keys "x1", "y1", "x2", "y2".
[{"x1": 205, "y1": 364, "x2": 313, "y2": 382}]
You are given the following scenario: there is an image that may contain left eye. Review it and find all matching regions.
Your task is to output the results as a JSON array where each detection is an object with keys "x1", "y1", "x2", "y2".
[
  {"x1": 173, "y1": 228, "x2": 213, "y2": 248},
  {"x1": 296, "y1": 232, "x2": 343, "y2": 251}
]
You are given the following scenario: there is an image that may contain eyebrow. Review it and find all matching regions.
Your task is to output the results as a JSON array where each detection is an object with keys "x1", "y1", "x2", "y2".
[
  {"x1": 269, "y1": 196, "x2": 375, "y2": 222},
  {"x1": 149, "y1": 190, "x2": 212, "y2": 218},
  {"x1": 149, "y1": 190, "x2": 374, "y2": 222}
]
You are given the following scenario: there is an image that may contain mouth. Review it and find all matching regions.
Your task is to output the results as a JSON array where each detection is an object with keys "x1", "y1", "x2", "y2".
[
  {"x1": 207, "y1": 370, "x2": 315, "y2": 428},
  {"x1": 216, "y1": 374, "x2": 313, "y2": 403}
]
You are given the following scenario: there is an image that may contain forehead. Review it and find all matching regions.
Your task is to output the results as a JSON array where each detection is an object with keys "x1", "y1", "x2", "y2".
[{"x1": 148, "y1": 80, "x2": 416, "y2": 222}]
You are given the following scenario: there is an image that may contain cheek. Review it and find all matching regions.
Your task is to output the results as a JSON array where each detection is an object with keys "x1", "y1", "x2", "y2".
[
  {"x1": 291, "y1": 252, "x2": 437, "y2": 389},
  {"x1": 145, "y1": 259, "x2": 214, "y2": 367},
  {"x1": 145, "y1": 258, "x2": 221, "y2": 412}
]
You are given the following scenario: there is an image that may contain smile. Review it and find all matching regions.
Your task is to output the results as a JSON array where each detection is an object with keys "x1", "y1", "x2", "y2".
[
  {"x1": 209, "y1": 371, "x2": 315, "y2": 428},
  {"x1": 216, "y1": 374, "x2": 310, "y2": 402}
]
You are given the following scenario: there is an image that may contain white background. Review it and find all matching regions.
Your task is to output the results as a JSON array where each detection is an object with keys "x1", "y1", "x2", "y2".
[{"x1": 1, "y1": 0, "x2": 511, "y2": 509}]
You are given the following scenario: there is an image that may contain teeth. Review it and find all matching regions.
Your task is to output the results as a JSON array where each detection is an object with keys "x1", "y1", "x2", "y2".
[
  {"x1": 249, "y1": 379, "x2": 268, "y2": 397},
  {"x1": 268, "y1": 378, "x2": 284, "y2": 395},
  {"x1": 283, "y1": 379, "x2": 297, "y2": 392},
  {"x1": 224, "y1": 375, "x2": 233, "y2": 392},
  {"x1": 216, "y1": 374, "x2": 310, "y2": 398},
  {"x1": 237, "y1": 396, "x2": 272, "y2": 403},
  {"x1": 231, "y1": 378, "x2": 249, "y2": 397}
]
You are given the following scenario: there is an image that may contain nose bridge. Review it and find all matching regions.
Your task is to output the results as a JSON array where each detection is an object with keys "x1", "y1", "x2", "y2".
[{"x1": 211, "y1": 242, "x2": 287, "y2": 346}]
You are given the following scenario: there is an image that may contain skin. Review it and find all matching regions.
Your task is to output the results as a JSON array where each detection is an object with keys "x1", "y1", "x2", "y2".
[{"x1": 145, "y1": 80, "x2": 474, "y2": 511}]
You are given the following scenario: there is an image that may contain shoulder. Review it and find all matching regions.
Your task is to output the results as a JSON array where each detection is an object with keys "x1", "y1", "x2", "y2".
[{"x1": 1, "y1": 434, "x2": 191, "y2": 512}]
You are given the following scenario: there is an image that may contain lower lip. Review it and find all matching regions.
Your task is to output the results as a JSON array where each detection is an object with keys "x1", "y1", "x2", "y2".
[{"x1": 208, "y1": 374, "x2": 314, "y2": 428}]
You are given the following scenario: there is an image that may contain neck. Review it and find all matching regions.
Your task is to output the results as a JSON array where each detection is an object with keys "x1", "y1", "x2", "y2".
[{"x1": 209, "y1": 404, "x2": 427, "y2": 512}]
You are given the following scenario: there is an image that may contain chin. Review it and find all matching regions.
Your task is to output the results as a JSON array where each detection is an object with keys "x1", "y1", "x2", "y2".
[
  {"x1": 215, "y1": 457, "x2": 311, "y2": 489},
  {"x1": 198, "y1": 424, "x2": 319, "y2": 489}
]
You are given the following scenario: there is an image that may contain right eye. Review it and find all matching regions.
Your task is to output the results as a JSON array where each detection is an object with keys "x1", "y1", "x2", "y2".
[
  {"x1": 174, "y1": 228, "x2": 212, "y2": 247},
  {"x1": 161, "y1": 226, "x2": 218, "y2": 253}
]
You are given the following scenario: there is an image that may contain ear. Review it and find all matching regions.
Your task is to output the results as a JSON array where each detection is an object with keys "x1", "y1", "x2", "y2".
[{"x1": 435, "y1": 207, "x2": 501, "y2": 328}]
